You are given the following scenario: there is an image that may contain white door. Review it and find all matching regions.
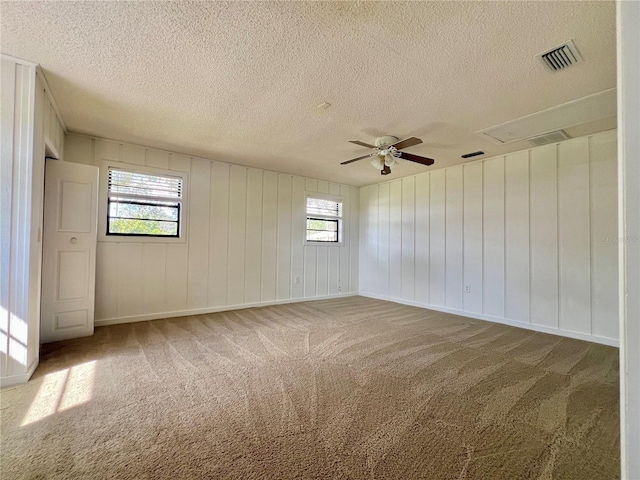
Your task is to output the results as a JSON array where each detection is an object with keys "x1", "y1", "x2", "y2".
[{"x1": 41, "y1": 160, "x2": 99, "y2": 343}]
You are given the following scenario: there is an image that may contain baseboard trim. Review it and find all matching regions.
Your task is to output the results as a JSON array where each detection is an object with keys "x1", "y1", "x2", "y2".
[
  {"x1": 95, "y1": 293, "x2": 358, "y2": 327},
  {"x1": 0, "y1": 358, "x2": 39, "y2": 388},
  {"x1": 93, "y1": 291, "x2": 619, "y2": 347},
  {"x1": 359, "y1": 292, "x2": 619, "y2": 348}
]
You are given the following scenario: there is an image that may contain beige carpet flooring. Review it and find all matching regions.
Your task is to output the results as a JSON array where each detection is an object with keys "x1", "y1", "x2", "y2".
[{"x1": 1, "y1": 296, "x2": 619, "y2": 479}]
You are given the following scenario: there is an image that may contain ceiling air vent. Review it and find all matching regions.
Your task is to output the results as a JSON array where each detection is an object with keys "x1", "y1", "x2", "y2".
[
  {"x1": 527, "y1": 130, "x2": 570, "y2": 147},
  {"x1": 537, "y1": 40, "x2": 583, "y2": 72}
]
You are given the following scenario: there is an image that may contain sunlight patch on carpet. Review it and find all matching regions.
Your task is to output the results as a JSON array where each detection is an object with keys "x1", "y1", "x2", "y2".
[{"x1": 21, "y1": 360, "x2": 96, "y2": 426}]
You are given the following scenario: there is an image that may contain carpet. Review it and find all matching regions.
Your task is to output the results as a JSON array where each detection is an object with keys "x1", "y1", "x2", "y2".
[{"x1": 1, "y1": 296, "x2": 619, "y2": 479}]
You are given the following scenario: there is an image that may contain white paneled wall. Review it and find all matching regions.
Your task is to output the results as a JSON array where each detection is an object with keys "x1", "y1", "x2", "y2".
[
  {"x1": 1, "y1": 56, "x2": 66, "y2": 385},
  {"x1": 65, "y1": 134, "x2": 359, "y2": 324},
  {"x1": 359, "y1": 130, "x2": 619, "y2": 345}
]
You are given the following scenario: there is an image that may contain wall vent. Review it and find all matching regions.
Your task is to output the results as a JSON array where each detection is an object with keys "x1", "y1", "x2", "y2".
[
  {"x1": 461, "y1": 151, "x2": 485, "y2": 159},
  {"x1": 527, "y1": 130, "x2": 570, "y2": 147},
  {"x1": 537, "y1": 40, "x2": 583, "y2": 72}
]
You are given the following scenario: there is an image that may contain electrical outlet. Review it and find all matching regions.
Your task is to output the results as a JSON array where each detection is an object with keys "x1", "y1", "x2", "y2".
[
  {"x1": 465, "y1": 285, "x2": 471, "y2": 293},
  {"x1": 295, "y1": 276, "x2": 300, "y2": 284},
  {"x1": 338, "y1": 286, "x2": 341, "y2": 293}
]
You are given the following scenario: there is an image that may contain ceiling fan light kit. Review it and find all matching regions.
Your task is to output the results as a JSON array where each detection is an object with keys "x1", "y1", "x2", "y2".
[
  {"x1": 370, "y1": 156, "x2": 385, "y2": 170},
  {"x1": 341, "y1": 136, "x2": 435, "y2": 175}
]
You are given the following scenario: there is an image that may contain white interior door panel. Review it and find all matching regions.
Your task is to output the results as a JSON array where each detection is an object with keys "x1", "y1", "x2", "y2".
[{"x1": 41, "y1": 160, "x2": 99, "y2": 343}]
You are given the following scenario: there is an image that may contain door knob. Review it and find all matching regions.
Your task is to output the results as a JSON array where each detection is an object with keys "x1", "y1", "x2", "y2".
[{"x1": 70, "y1": 237, "x2": 78, "y2": 244}]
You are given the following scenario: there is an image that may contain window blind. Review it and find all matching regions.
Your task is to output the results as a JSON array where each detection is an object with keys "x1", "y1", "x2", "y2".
[
  {"x1": 306, "y1": 197, "x2": 342, "y2": 218},
  {"x1": 108, "y1": 169, "x2": 182, "y2": 199}
]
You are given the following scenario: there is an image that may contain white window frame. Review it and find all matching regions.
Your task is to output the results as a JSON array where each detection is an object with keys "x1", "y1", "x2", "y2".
[
  {"x1": 304, "y1": 192, "x2": 344, "y2": 246},
  {"x1": 98, "y1": 160, "x2": 189, "y2": 243}
]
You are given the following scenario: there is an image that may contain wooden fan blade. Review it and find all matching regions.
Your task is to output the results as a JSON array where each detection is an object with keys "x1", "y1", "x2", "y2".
[
  {"x1": 398, "y1": 151, "x2": 435, "y2": 166},
  {"x1": 349, "y1": 140, "x2": 376, "y2": 149},
  {"x1": 392, "y1": 137, "x2": 423, "y2": 150},
  {"x1": 341, "y1": 154, "x2": 372, "y2": 165}
]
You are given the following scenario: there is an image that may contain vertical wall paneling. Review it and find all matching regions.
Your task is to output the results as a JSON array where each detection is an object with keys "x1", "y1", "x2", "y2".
[
  {"x1": 389, "y1": 180, "x2": 403, "y2": 298},
  {"x1": 6, "y1": 62, "x2": 31, "y2": 378},
  {"x1": 529, "y1": 144, "x2": 559, "y2": 329},
  {"x1": 276, "y1": 175, "x2": 293, "y2": 299},
  {"x1": 339, "y1": 185, "x2": 351, "y2": 293},
  {"x1": 377, "y1": 183, "x2": 390, "y2": 294},
  {"x1": 401, "y1": 177, "x2": 415, "y2": 301},
  {"x1": 64, "y1": 133, "x2": 359, "y2": 326},
  {"x1": 445, "y1": 166, "x2": 464, "y2": 310},
  {"x1": 145, "y1": 149, "x2": 170, "y2": 169},
  {"x1": 414, "y1": 173, "x2": 430, "y2": 304},
  {"x1": 36, "y1": 72, "x2": 69, "y2": 351},
  {"x1": 244, "y1": 169, "x2": 263, "y2": 304},
  {"x1": 505, "y1": 151, "x2": 530, "y2": 323},
  {"x1": 328, "y1": 246, "x2": 340, "y2": 295},
  {"x1": 227, "y1": 166, "x2": 248, "y2": 306},
  {"x1": 558, "y1": 139, "x2": 591, "y2": 334},
  {"x1": 482, "y1": 157, "x2": 506, "y2": 318},
  {"x1": 48, "y1": 107, "x2": 57, "y2": 152},
  {"x1": 429, "y1": 170, "x2": 446, "y2": 306},
  {"x1": 618, "y1": 5, "x2": 640, "y2": 474},
  {"x1": 64, "y1": 133, "x2": 93, "y2": 165},
  {"x1": 29, "y1": 80, "x2": 45, "y2": 365},
  {"x1": 121, "y1": 143, "x2": 145, "y2": 166},
  {"x1": 290, "y1": 176, "x2": 306, "y2": 299},
  {"x1": 317, "y1": 181, "x2": 329, "y2": 193},
  {"x1": 165, "y1": 244, "x2": 188, "y2": 312},
  {"x1": 0, "y1": 57, "x2": 64, "y2": 383},
  {"x1": 208, "y1": 161, "x2": 230, "y2": 307},
  {"x1": 463, "y1": 162, "x2": 483, "y2": 314},
  {"x1": 359, "y1": 186, "x2": 370, "y2": 293},
  {"x1": 589, "y1": 130, "x2": 618, "y2": 339},
  {"x1": 304, "y1": 245, "x2": 317, "y2": 297},
  {"x1": 357, "y1": 131, "x2": 618, "y2": 346},
  {"x1": 364, "y1": 186, "x2": 379, "y2": 294},
  {"x1": 304, "y1": 179, "x2": 318, "y2": 297},
  {"x1": 348, "y1": 187, "x2": 359, "y2": 293},
  {"x1": 352, "y1": 187, "x2": 360, "y2": 291},
  {"x1": 305, "y1": 178, "x2": 318, "y2": 192},
  {"x1": 187, "y1": 158, "x2": 211, "y2": 309},
  {"x1": 358, "y1": 187, "x2": 370, "y2": 293},
  {"x1": 95, "y1": 240, "x2": 118, "y2": 320},
  {"x1": 143, "y1": 244, "x2": 166, "y2": 314},
  {"x1": 95, "y1": 138, "x2": 120, "y2": 162},
  {"x1": 169, "y1": 153, "x2": 191, "y2": 173},
  {"x1": 42, "y1": 86, "x2": 51, "y2": 145},
  {"x1": 261, "y1": 171, "x2": 278, "y2": 302},
  {"x1": 316, "y1": 244, "x2": 329, "y2": 296},
  {"x1": 117, "y1": 243, "x2": 143, "y2": 317},
  {"x1": 328, "y1": 183, "x2": 341, "y2": 295}
]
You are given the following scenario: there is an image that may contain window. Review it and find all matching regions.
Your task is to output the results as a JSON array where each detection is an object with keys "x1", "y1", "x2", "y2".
[
  {"x1": 306, "y1": 194, "x2": 343, "y2": 243},
  {"x1": 107, "y1": 167, "x2": 183, "y2": 237}
]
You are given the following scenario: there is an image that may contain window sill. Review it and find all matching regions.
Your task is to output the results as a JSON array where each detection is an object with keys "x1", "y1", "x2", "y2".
[
  {"x1": 99, "y1": 234, "x2": 187, "y2": 244},
  {"x1": 304, "y1": 241, "x2": 344, "y2": 247}
]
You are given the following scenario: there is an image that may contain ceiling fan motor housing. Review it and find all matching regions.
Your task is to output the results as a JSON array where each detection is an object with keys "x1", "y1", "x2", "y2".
[{"x1": 375, "y1": 136, "x2": 399, "y2": 148}]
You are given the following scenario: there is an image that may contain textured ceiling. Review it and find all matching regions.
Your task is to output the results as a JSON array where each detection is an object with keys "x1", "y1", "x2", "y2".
[{"x1": 1, "y1": 1, "x2": 616, "y2": 186}]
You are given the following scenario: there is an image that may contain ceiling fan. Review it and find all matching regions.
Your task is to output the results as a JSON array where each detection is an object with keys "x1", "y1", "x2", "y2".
[{"x1": 341, "y1": 136, "x2": 435, "y2": 175}]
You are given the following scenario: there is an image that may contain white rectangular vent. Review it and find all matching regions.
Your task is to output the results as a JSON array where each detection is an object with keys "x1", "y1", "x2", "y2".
[
  {"x1": 537, "y1": 40, "x2": 583, "y2": 72},
  {"x1": 527, "y1": 130, "x2": 570, "y2": 147}
]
